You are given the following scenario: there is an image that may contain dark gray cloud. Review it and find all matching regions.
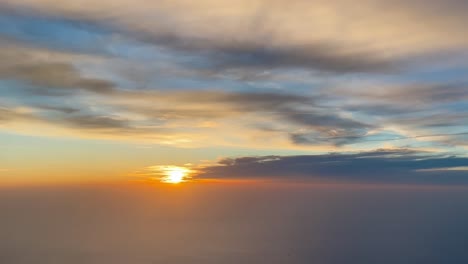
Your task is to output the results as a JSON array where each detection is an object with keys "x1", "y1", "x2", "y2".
[
  {"x1": 130, "y1": 31, "x2": 397, "y2": 74},
  {"x1": 343, "y1": 104, "x2": 421, "y2": 116},
  {"x1": 1, "y1": 0, "x2": 468, "y2": 80},
  {"x1": 0, "y1": 40, "x2": 115, "y2": 95},
  {"x1": 197, "y1": 149, "x2": 468, "y2": 185},
  {"x1": 341, "y1": 83, "x2": 468, "y2": 106},
  {"x1": 116, "y1": 90, "x2": 314, "y2": 119},
  {"x1": 285, "y1": 112, "x2": 374, "y2": 145},
  {"x1": 0, "y1": 62, "x2": 115, "y2": 95},
  {"x1": 0, "y1": 7, "x2": 397, "y2": 75},
  {"x1": 289, "y1": 130, "x2": 369, "y2": 146},
  {"x1": 116, "y1": 90, "x2": 374, "y2": 146},
  {"x1": 0, "y1": 105, "x2": 132, "y2": 133},
  {"x1": 325, "y1": 83, "x2": 468, "y2": 146},
  {"x1": 0, "y1": 103, "x2": 150, "y2": 135},
  {"x1": 333, "y1": 83, "x2": 468, "y2": 120},
  {"x1": 393, "y1": 112, "x2": 468, "y2": 129},
  {"x1": 59, "y1": 114, "x2": 130, "y2": 130},
  {"x1": 34, "y1": 105, "x2": 80, "y2": 114}
]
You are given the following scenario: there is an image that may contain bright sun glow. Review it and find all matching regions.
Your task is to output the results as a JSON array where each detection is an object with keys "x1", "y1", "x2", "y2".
[{"x1": 161, "y1": 166, "x2": 190, "y2": 184}]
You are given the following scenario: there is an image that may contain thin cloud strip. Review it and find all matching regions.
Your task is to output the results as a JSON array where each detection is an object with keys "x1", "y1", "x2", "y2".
[{"x1": 196, "y1": 149, "x2": 468, "y2": 185}]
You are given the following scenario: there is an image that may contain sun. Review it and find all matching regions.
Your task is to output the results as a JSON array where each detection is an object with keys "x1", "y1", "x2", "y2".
[
  {"x1": 166, "y1": 169, "x2": 185, "y2": 184},
  {"x1": 161, "y1": 166, "x2": 190, "y2": 184}
]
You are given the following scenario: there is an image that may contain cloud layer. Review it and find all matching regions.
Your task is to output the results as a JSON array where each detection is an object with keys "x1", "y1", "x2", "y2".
[
  {"x1": 0, "y1": 1, "x2": 467, "y2": 153},
  {"x1": 196, "y1": 149, "x2": 468, "y2": 185}
]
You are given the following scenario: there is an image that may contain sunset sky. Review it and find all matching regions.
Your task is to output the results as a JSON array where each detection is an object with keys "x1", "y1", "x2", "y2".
[
  {"x1": 1, "y1": 0, "x2": 468, "y2": 185},
  {"x1": 2, "y1": 2, "x2": 468, "y2": 264}
]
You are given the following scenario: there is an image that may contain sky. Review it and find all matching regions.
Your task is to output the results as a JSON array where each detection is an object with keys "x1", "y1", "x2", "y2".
[
  {"x1": 0, "y1": 0, "x2": 468, "y2": 185},
  {"x1": 2, "y1": 2, "x2": 468, "y2": 264}
]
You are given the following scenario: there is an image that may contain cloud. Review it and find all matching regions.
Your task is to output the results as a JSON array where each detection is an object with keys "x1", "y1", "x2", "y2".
[
  {"x1": 0, "y1": 106, "x2": 36, "y2": 123},
  {"x1": 33, "y1": 105, "x2": 80, "y2": 114},
  {"x1": 0, "y1": 3, "x2": 394, "y2": 75},
  {"x1": 0, "y1": 1, "x2": 466, "y2": 151},
  {"x1": 0, "y1": 85, "x2": 377, "y2": 148},
  {"x1": 318, "y1": 81, "x2": 468, "y2": 146},
  {"x1": 4, "y1": 78, "x2": 465, "y2": 149},
  {"x1": 3, "y1": 0, "x2": 468, "y2": 75},
  {"x1": 109, "y1": 89, "x2": 375, "y2": 146},
  {"x1": 337, "y1": 83, "x2": 468, "y2": 109},
  {"x1": 3, "y1": 0, "x2": 468, "y2": 54},
  {"x1": 196, "y1": 149, "x2": 468, "y2": 185},
  {"x1": 131, "y1": 32, "x2": 396, "y2": 74},
  {"x1": 58, "y1": 114, "x2": 130, "y2": 130},
  {"x1": 284, "y1": 112, "x2": 374, "y2": 145},
  {"x1": 0, "y1": 39, "x2": 115, "y2": 95}
]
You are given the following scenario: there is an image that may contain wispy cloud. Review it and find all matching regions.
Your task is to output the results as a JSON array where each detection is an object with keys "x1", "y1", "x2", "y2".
[
  {"x1": 0, "y1": 0, "x2": 467, "y2": 153},
  {"x1": 0, "y1": 39, "x2": 115, "y2": 95}
]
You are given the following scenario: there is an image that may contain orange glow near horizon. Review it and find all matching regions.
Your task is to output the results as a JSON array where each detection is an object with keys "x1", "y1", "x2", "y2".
[{"x1": 160, "y1": 166, "x2": 191, "y2": 184}]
